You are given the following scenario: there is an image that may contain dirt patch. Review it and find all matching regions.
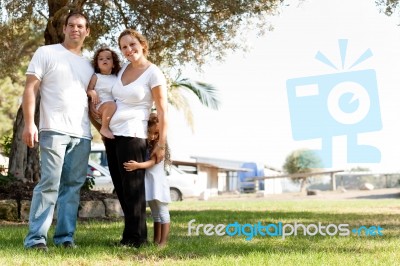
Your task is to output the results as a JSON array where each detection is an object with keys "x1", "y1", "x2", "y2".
[{"x1": 207, "y1": 188, "x2": 400, "y2": 201}]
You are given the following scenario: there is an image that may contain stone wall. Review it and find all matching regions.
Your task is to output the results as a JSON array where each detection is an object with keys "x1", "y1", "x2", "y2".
[{"x1": 0, "y1": 199, "x2": 123, "y2": 221}]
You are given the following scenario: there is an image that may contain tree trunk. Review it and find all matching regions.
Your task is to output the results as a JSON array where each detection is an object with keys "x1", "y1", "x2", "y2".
[
  {"x1": 8, "y1": 0, "x2": 74, "y2": 182},
  {"x1": 44, "y1": 0, "x2": 70, "y2": 45},
  {"x1": 299, "y1": 177, "x2": 308, "y2": 193},
  {"x1": 8, "y1": 96, "x2": 40, "y2": 182}
]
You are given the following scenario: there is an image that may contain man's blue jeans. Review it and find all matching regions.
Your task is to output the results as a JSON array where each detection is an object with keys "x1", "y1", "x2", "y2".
[{"x1": 24, "y1": 131, "x2": 91, "y2": 247}]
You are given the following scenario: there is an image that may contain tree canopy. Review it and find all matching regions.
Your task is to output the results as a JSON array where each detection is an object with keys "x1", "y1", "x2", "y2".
[
  {"x1": 0, "y1": 0, "x2": 283, "y2": 81},
  {"x1": 282, "y1": 148, "x2": 322, "y2": 192},
  {"x1": 0, "y1": 77, "x2": 23, "y2": 136},
  {"x1": 375, "y1": 0, "x2": 400, "y2": 16},
  {"x1": 283, "y1": 149, "x2": 322, "y2": 175}
]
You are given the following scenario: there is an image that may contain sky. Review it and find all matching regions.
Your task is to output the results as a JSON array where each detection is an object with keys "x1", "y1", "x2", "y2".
[{"x1": 168, "y1": 0, "x2": 400, "y2": 173}]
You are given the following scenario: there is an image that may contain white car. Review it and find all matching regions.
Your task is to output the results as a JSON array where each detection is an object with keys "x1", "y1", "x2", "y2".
[
  {"x1": 166, "y1": 166, "x2": 200, "y2": 201},
  {"x1": 87, "y1": 160, "x2": 114, "y2": 193},
  {"x1": 89, "y1": 144, "x2": 109, "y2": 169},
  {"x1": 87, "y1": 159, "x2": 200, "y2": 201}
]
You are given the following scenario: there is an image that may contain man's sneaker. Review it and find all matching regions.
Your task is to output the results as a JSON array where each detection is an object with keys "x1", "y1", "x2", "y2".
[
  {"x1": 28, "y1": 243, "x2": 48, "y2": 252},
  {"x1": 62, "y1": 241, "x2": 77, "y2": 249}
]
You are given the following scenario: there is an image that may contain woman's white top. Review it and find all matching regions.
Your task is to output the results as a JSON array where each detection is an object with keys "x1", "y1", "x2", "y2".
[
  {"x1": 109, "y1": 63, "x2": 167, "y2": 138},
  {"x1": 95, "y1": 73, "x2": 116, "y2": 108},
  {"x1": 145, "y1": 160, "x2": 171, "y2": 203}
]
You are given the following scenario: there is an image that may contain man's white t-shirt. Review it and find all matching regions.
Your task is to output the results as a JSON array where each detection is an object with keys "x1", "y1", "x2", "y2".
[
  {"x1": 110, "y1": 63, "x2": 167, "y2": 138},
  {"x1": 26, "y1": 44, "x2": 94, "y2": 139}
]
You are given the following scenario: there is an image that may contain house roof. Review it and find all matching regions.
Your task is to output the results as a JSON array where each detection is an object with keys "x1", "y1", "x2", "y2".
[
  {"x1": 172, "y1": 159, "x2": 253, "y2": 172},
  {"x1": 335, "y1": 171, "x2": 400, "y2": 176},
  {"x1": 248, "y1": 170, "x2": 345, "y2": 180},
  {"x1": 173, "y1": 155, "x2": 287, "y2": 174}
]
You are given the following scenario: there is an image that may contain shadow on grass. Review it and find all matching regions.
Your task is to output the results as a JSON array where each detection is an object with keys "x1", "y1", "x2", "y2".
[
  {"x1": 352, "y1": 192, "x2": 400, "y2": 199},
  {"x1": 1, "y1": 209, "x2": 399, "y2": 261},
  {"x1": 79, "y1": 209, "x2": 400, "y2": 259}
]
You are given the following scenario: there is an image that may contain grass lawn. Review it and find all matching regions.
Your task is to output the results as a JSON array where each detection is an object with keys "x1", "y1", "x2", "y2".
[{"x1": 0, "y1": 194, "x2": 399, "y2": 265}]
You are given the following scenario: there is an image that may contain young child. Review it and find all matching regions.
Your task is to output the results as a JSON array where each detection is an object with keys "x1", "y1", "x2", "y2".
[
  {"x1": 87, "y1": 47, "x2": 121, "y2": 139},
  {"x1": 123, "y1": 113, "x2": 171, "y2": 247}
]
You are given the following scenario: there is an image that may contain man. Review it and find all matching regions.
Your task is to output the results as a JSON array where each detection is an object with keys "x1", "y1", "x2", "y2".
[{"x1": 22, "y1": 10, "x2": 94, "y2": 251}]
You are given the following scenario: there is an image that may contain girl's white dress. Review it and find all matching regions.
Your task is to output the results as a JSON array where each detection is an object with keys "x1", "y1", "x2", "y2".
[
  {"x1": 145, "y1": 160, "x2": 171, "y2": 203},
  {"x1": 95, "y1": 73, "x2": 116, "y2": 109}
]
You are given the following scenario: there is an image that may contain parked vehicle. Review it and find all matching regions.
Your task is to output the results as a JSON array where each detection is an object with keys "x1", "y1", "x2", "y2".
[
  {"x1": 238, "y1": 162, "x2": 265, "y2": 193},
  {"x1": 87, "y1": 145, "x2": 200, "y2": 201},
  {"x1": 166, "y1": 166, "x2": 199, "y2": 201},
  {"x1": 89, "y1": 143, "x2": 108, "y2": 169},
  {"x1": 87, "y1": 160, "x2": 114, "y2": 193}
]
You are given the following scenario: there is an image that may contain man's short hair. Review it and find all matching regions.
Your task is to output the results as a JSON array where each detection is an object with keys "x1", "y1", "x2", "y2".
[{"x1": 64, "y1": 10, "x2": 90, "y2": 28}]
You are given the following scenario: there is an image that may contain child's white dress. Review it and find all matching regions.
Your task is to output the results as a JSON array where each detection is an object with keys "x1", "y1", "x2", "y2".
[
  {"x1": 95, "y1": 73, "x2": 116, "y2": 109},
  {"x1": 145, "y1": 160, "x2": 171, "y2": 203}
]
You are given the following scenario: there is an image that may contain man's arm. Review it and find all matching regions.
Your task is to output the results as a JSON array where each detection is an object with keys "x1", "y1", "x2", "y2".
[{"x1": 22, "y1": 75, "x2": 40, "y2": 148}]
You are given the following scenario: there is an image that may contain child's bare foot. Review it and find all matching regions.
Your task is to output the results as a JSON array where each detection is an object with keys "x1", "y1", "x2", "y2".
[{"x1": 100, "y1": 127, "x2": 115, "y2": 139}]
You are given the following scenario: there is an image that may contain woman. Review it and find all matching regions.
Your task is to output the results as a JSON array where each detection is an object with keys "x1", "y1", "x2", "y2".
[{"x1": 104, "y1": 29, "x2": 168, "y2": 247}]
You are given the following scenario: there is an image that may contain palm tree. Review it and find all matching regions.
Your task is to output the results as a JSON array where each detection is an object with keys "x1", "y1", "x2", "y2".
[{"x1": 168, "y1": 75, "x2": 221, "y2": 131}]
